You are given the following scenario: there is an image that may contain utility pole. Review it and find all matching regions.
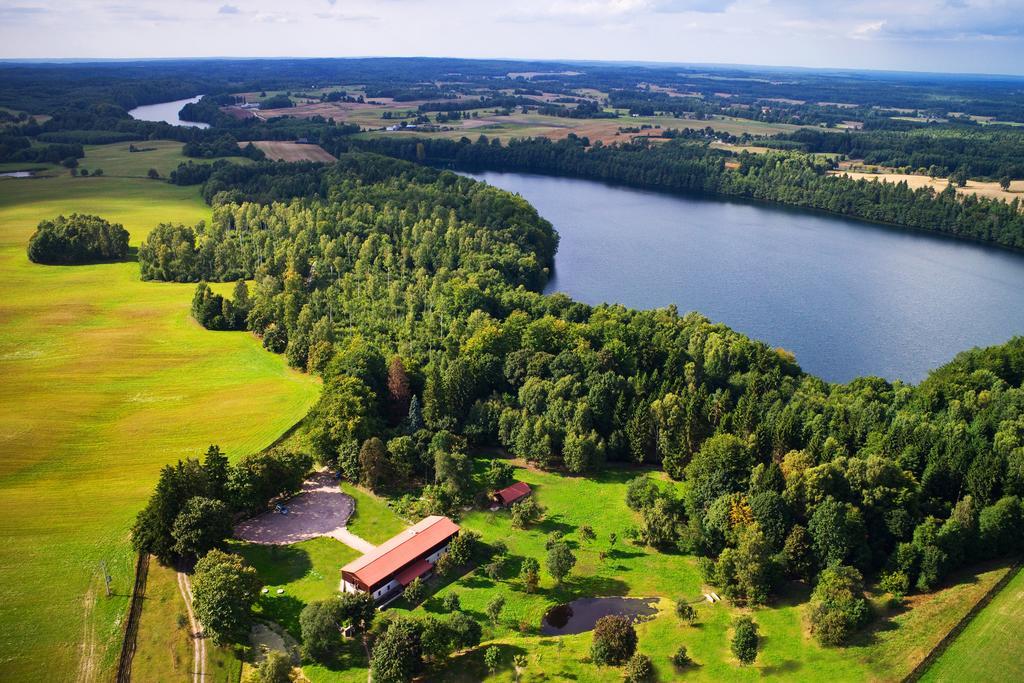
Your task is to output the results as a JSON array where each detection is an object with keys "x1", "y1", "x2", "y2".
[{"x1": 100, "y1": 560, "x2": 112, "y2": 597}]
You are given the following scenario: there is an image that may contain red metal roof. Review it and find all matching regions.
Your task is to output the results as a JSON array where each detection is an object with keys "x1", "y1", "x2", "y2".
[
  {"x1": 341, "y1": 516, "x2": 459, "y2": 588},
  {"x1": 395, "y1": 558, "x2": 433, "y2": 586},
  {"x1": 495, "y1": 481, "x2": 531, "y2": 505}
]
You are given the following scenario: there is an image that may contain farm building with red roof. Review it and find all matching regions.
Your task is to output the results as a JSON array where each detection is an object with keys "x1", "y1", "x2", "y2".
[
  {"x1": 340, "y1": 515, "x2": 460, "y2": 602},
  {"x1": 493, "y1": 481, "x2": 532, "y2": 506}
]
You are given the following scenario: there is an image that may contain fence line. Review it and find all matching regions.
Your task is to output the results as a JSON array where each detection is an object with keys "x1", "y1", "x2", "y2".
[
  {"x1": 903, "y1": 562, "x2": 1021, "y2": 682},
  {"x1": 115, "y1": 552, "x2": 150, "y2": 683}
]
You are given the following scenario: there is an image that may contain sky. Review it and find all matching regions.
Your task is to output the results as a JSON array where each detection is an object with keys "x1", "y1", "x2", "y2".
[{"x1": 1, "y1": 0, "x2": 1023, "y2": 75}]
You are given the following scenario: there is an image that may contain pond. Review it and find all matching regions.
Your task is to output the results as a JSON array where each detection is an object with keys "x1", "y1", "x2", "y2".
[
  {"x1": 466, "y1": 171, "x2": 1024, "y2": 384},
  {"x1": 0, "y1": 171, "x2": 33, "y2": 178},
  {"x1": 128, "y1": 96, "x2": 209, "y2": 128},
  {"x1": 541, "y1": 596, "x2": 660, "y2": 635}
]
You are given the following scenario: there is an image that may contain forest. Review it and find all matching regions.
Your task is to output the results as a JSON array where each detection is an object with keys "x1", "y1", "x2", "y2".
[
  {"x1": 129, "y1": 152, "x2": 1024, "y2": 640},
  {"x1": 335, "y1": 136, "x2": 1024, "y2": 251}
]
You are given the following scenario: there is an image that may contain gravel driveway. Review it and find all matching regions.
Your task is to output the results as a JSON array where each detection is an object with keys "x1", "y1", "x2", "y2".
[{"x1": 233, "y1": 470, "x2": 373, "y2": 552}]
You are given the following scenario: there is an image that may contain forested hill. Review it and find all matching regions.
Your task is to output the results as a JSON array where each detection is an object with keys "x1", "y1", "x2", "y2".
[
  {"x1": 139, "y1": 152, "x2": 1024, "y2": 609},
  {"x1": 331, "y1": 136, "x2": 1024, "y2": 252}
]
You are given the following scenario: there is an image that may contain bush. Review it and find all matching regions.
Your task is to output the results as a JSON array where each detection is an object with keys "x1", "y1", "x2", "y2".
[
  {"x1": 590, "y1": 615, "x2": 637, "y2": 665},
  {"x1": 441, "y1": 592, "x2": 461, "y2": 612},
  {"x1": 731, "y1": 616, "x2": 759, "y2": 665},
  {"x1": 671, "y1": 644, "x2": 691, "y2": 667},
  {"x1": 404, "y1": 577, "x2": 425, "y2": 605},
  {"x1": 675, "y1": 601, "x2": 697, "y2": 624},
  {"x1": 27, "y1": 213, "x2": 129, "y2": 265},
  {"x1": 251, "y1": 650, "x2": 292, "y2": 683},
  {"x1": 624, "y1": 652, "x2": 654, "y2": 682},
  {"x1": 808, "y1": 565, "x2": 871, "y2": 646}
]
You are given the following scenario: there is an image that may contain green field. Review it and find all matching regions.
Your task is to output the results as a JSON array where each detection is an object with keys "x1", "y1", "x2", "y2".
[
  {"x1": 0, "y1": 159, "x2": 319, "y2": 680},
  {"x1": 921, "y1": 567, "x2": 1024, "y2": 682}
]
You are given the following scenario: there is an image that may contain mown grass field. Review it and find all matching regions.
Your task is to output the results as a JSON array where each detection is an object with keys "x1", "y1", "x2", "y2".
[
  {"x1": 0, "y1": 161, "x2": 319, "y2": 680},
  {"x1": 233, "y1": 461, "x2": 1014, "y2": 683},
  {"x1": 921, "y1": 566, "x2": 1024, "y2": 682}
]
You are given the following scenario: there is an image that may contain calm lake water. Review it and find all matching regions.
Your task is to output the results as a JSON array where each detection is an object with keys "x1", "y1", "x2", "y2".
[
  {"x1": 467, "y1": 171, "x2": 1024, "y2": 383},
  {"x1": 128, "y1": 96, "x2": 209, "y2": 128}
]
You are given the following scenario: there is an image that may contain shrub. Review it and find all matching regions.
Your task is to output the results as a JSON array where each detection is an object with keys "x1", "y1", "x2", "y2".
[
  {"x1": 486, "y1": 594, "x2": 506, "y2": 624},
  {"x1": 624, "y1": 652, "x2": 654, "y2": 682},
  {"x1": 671, "y1": 644, "x2": 691, "y2": 667},
  {"x1": 404, "y1": 577, "x2": 425, "y2": 605},
  {"x1": 441, "y1": 592, "x2": 461, "y2": 612},
  {"x1": 808, "y1": 565, "x2": 871, "y2": 646},
  {"x1": 484, "y1": 645, "x2": 501, "y2": 673},
  {"x1": 546, "y1": 541, "x2": 576, "y2": 584},
  {"x1": 511, "y1": 496, "x2": 544, "y2": 528},
  {"x1": 252, "y1": 650, "x2": 292, "y2": 683},
  {"x1": 731, "y1": 616, "x2": 759, "y2": 665},
  {"x1": 27, "y1": 214, "x2": 129, "y2": 265},
  {"x1": 590, "y1": 615, "x2": 637, "y2": 665},
  {"x1": 675, "y1": 601, "x2": 697, "y2": 624}
]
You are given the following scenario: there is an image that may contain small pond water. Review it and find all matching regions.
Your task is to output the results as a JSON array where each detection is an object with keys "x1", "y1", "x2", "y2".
[
  {"x1": 466, "y1": 171, "x2": 1024, "y2": 384},
  {"x1": 541, "y1": 597, "x2": 659, "y2": 635},
  {"x1": 0, "y1": 171, "x2": 33, "y2": 178},
  {"x1": 128, "y1": 96, "x2": 209, "y2": 128}
]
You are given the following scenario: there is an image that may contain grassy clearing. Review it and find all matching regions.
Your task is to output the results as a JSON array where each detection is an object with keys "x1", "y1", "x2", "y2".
[
  {"x1": 80, "y1": 140, "x2": 252, "y2": 179},
  {"x1": 0, "y1": 171, "x2": 319, "y2": 681},
  {"x1": 921, "y1": 566, "x2": 1024, "y2": 682},
  {"x1": 132, "y1": 560, "x2": 242, "y2": 683},
  {"x1": 339, "y1": 482, "x2": 409, "y2": 545}
]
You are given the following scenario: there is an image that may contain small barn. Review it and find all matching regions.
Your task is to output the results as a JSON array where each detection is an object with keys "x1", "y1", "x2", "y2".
[{"x1": 493, "y1": 481, "x2": 532, "y2": 507}]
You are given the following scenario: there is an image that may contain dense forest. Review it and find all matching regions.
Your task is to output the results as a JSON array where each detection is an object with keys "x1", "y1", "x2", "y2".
[
  {"x1": 133, "y1": 153, "x2": 1024, "y2": 629},
  {"x1": 335, "y1": 136, "x2": 1024, "y2": 251},
  {"x1": 765, "y1": 127, "x2": 1024, "y2": 179}
]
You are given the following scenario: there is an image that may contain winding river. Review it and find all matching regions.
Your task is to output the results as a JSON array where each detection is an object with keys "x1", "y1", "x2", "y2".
[
  {"x1": 467, "y1": 171, "x2": 1024, "y2": 383},
  {"x1": 128, "y1": 96, "x2": 209, "y2": 128}
]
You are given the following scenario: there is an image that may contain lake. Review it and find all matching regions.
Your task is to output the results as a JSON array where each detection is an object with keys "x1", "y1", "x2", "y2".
[
  {"x1": 128, "y1": 96, "x2": 209, "y2": 128},
  {"x1": 466, "y1": 171, "x2": 1024, "y2": 383}
]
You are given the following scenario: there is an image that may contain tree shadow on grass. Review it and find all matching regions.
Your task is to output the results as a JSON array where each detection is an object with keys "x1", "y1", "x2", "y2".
[
  {"x1": 257, "y1": 594, "x2": 306, "y2": 640},
  {"x1": 442, "y1": 642, "x2": 530, "y2": 682},
  {"x1": 230, "y1": 542, "x2": 313, "y2": 586}
]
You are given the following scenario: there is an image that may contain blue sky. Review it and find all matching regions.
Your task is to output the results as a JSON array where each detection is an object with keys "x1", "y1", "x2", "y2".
[{"x1": 1, "y1": 0, "x2": 1023, "y2": 75}]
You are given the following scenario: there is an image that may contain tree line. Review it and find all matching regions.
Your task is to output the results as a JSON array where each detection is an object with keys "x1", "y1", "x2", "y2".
[{"x1": 336, "y1": 136, "x2": 1024, "y2": 251}]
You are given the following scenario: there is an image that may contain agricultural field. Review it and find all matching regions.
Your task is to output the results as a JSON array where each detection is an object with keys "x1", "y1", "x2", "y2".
[
  {"x1": 921, "y1": 567, "x2": 1024, "y2": 682},
  {"x1": 0, "y1": 165, "x2": 319, "y2": 680},
  {"x1": 223, "y1": 461, "x2": 1016, "y2": 683},
  {"x1": 79, "y1": 140, "x2": 253, "y2": 178},
  {"x1": 247, "y1": 141, "x2": 337, "y2": 163},
  {"x1": 830, "y1": 170, "x2": 1024, "y2": 202}
]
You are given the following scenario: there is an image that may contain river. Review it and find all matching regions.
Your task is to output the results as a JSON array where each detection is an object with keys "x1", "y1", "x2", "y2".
[
  {"x1": 127, "y1": 96, "x2": 209, "y2": 128},
  {"x1": 466, "y1": 171, "x2": 1024, "y2": 383}
]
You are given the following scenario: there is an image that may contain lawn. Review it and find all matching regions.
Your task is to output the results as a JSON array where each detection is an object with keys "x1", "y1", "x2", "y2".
[
  {"x1": 0, "y1": 172, "x2": 319, "y2": 681},
  {"x1": 921, "y1": 566, "x2": 1024, "y2": 682}
]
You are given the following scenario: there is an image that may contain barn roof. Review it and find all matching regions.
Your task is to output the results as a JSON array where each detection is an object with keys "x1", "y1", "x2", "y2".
[
  {"x1": 495, "y1": 481, "x2": 532, "y2": 505},
  {"x1": 341, "y1": 515, "x2": 460, "y2": 588}
]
